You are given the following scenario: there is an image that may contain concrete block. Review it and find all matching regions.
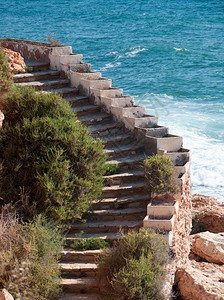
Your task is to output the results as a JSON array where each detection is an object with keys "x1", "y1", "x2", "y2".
[
  {"x1": 145, "y1": 126, "x2": 169, "y2": 138},
  {"x1": 101, "y1": 96, "x2": 134, "y2": 113},
  {"x1": 143, "y1": 215, "x2": 175, "y2": 231},
  {"x1": 124, "y1": 115, "x2": 158, "y2": 131},
  {"x1": 147, "y1": 200, "x2": 179, "y2": 218},
  {"x1": 70, "y1": 72, "x2": 101, "y2": 88},
  {"x1": 59, "y1": 54, "x2": 83, "y2": 65},
  {"x1": 70, "y1": 63, "x2": 91, "y2": 73},
  {"x1": 164, "y1": 148, "x2": 191, "y2": 166},
  {"x1": 90, "y1": 88, "x2": 123, "y2": 105},
  {"x1": 50, "y1": 46, "x2": 72, "y2": 55},
  {"x1": 80, "y1": 78, "x2": 112, "y2": 96},
  {"x1": 144, "y1": 134, "x2": 183, "y2": 154}
]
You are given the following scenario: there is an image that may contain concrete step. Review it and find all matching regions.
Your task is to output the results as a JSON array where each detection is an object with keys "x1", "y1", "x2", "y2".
[
  {"x1": 90, "y1": 122, "x2": 123, "y2": 137},
  {"x1": 143, "y1": 215, "x2": 175, "y2": 231},
  {"x1": 64, "y1": 95, "x2": 90, "y2": 107},
  {"x1": 61, "y1": 277, "x2": 100, "y2": 294},
  {"x1": 60, "y1": 262, "x2": 98, "y2": 278},
  {"x1": 92, "y1": 193, "x2": 150, "y2": 210},
  {"x1": 78, "y1": 112, "x2": 112, "y2": 127},
  {"x1": 147, "y1": 199, "x2": 178, "y2": 218},
  {"x1": 59, "y1": 293, "x2": 103, "y2": 300},
  {"x1": 100, "y1": 132, "x2": 133, "y2": 147},
  {"x1": 66, "y1": 232, "x2": 121, "y2": 247},
  {"x1": 106, "y1": 153, "x2": 146, "y2": 171},
  {"x1": 102, "y1": 181, "x2": 147, "y2": 198},
  {"x1": 104, "y1": 143, "x2": 143, "y2": 159},
  {"x1": 61, "y1": 249, "x2": 102, "y2": 263},
  {"x1": 46, "y1": 87, "x2": 79, "y2": 97},
  {"x1": 17, "y1": 79, "x2": 70, "y2": 91},
  {"x1": 104, "y1": 170, "x2": 145, "y2": 186},
  {"x1": 13, "y1": 70, "x2": 60, "y2": 83},
  {"x1": 73, "y1": 104, "x2": 100, "y2": 117},
  {"x1": 87, "y1": 207, "x2": 146, "y2": 222},
  {"x1": 69, "y1": 220, "x2": 142, "y2": 234},
  {"x1": 25, "y1": 60, "x2": 50, "y2": 72}
]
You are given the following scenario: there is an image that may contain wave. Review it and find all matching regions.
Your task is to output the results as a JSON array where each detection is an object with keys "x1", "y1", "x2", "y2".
[
  {"x1": 99, "y1": 62, "x2": 121, "y2": 71},
  {"x1": 173, "y1": 47, "x2": 190, "y2": 52},
  {"x1": 125, "y1": 46, "x2": 147, "y2": 57}
]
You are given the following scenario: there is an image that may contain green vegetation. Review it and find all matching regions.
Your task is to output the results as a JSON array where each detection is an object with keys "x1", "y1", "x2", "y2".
[
  {"x1": 104, "y1": 163, "x2": 120, "y2": 176},
  {"x1": 25, "y1": 66, "x2": 33, "y2": 73},
  {"x1": 98, "y1": 228, "x2": 169, "y2": 300},
  {"x1": 0, "y1": 48, "x2": 14, "y2": 99},
  {"x1": 0, "y1": 86, "x2": 106, "y2": 221},
  {"x1": 71, "y1": 237, "x2": 110, "y2": 251},
  {"x1": 0, "y1": 213, "x2": 63, "y2": 300},
  {"x1": 143, "y1": 154, "x2": 178, "y2": 197}
]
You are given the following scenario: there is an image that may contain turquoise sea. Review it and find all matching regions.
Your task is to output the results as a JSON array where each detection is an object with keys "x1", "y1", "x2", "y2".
[{"x1": 0, "y1": 0, "x2": 224, "y2": 201}]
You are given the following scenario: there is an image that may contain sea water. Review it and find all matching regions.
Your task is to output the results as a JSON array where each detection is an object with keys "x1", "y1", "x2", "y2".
[{"x1": 0, "y1": 0, "x2": 223, "y2": 201}]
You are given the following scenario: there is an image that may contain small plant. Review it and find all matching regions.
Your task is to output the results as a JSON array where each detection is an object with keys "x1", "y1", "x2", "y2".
[
  {"x1": 25, "y1": 66, "x2": 33, "y2": 73},
  {"x1": 105, "y1": 163, "x2": 120, "y2": 176},
  {"x1": 97, "y1": 228, "x2": 169, "y2": 300},
  {"x1": 143, "y1": 154, "x2": 178, "y2": 197},
  {"x1": 0, "y1": 48, "x2": 14, "y2": 100},
  {"x1": 71, "y1": 237, "x2": 110, "y2": 251},
  {"x1": 47, "y1": 34, "x2": 62, "y2": 46}
]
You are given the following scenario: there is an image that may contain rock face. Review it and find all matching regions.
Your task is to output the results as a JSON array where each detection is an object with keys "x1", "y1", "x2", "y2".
[
  {"x1": 192, "y1": 194, "x2": 224, "y2": 233},
  {"x1": 176, "y1": 260, "x2": 224, "y2": 300},
  {"x1": 0, "y1": 289, "x2": 14, "y2": 300},
  {"x1": 1, "y1": 47, "x2": 26, "y2": 73},
  {"x1": 191, "y1": 231, "x2": 224, "y2": 264}
]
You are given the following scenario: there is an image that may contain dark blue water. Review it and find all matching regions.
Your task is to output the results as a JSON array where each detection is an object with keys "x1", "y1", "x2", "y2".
[{"x1": 1, "y1": 0, "x2": 224, "y2": 201}]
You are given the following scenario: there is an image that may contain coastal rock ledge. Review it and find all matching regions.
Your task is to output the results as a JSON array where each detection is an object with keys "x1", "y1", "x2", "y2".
[{"x1": 176, "y1": 260, "x2": 224, "y2": 300}]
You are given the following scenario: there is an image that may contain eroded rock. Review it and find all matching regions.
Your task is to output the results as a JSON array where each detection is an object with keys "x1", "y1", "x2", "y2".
[
  {"x1": 191, "y1": 231, "x2": 224, "y2": 264},
  {"x1": 176, "y1": 260, "x2": 224, "y2": 300},
  {"x1": 1, "y1": 47, "x2": 26, "y2": 73}
]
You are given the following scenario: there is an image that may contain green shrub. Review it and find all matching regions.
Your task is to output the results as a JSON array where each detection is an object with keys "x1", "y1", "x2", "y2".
[
  {"x1": 0, "y1": 87, "x2": 106, "y2": 221},
  {"x1": 71, "y1": 237, "x2": 110, "y2": 251},
  {"x1": 97, "y1": 228, "x2": 169, "y2": 300},
  {"x1": 143, "y1": 155, "x2": 178, "y2": 196},
  {"x1": 0, "y1": 213, "x2": 63, "y2": 300},
  {"x1": 104, "y1": 163, "x2": 120, "y2": 176},
  {"x1": 0, "y1": 48, "x2": 14, "y2": 100}
]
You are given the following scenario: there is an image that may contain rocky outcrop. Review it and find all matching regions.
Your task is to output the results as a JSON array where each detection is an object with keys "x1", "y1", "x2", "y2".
[
  {"x1": 0, "y1": 289, "x2": 14, "y2": 300},
  {"x1": 176, "y1": 260, "x2": 224, "y2": 300},
  {"x1": 1, "y1": 47, "x2": 25, "y2": 73},
  {"x1": 192, "y1": 194, "x2": 224, "y2": 233},
  {"x1": 191, "y1": 231, "x2": 224, "y2": 264}
]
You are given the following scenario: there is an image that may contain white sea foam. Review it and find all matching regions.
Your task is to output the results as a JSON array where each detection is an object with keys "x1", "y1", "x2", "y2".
[
  {"x1": 125, "y1": 46, "x2": 147, "y2": 57},
  {"x1": 99, "y1": 62, "x2": 121, "y2": 71},
  {"x1": 173, "y1": 47, "x2": 190, "y2": 52}
]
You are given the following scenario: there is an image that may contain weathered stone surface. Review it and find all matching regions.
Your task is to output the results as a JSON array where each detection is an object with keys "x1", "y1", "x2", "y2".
[
  {"x1": 0, "y1": 289, "x2": 14, "y2": 300},
  {"x1": 191, "y1": 231, "x2": 224, "y2": 264},
  {"x1": 1, "y1": 47, "x2": 26, "y2": 73},
  {"x1": 192, "y1": 194, "x2": 224, "y2": 233},
  {"x1": 0, "y1": 111, "x2": 4, "y2": 128},
  {"x1": 176, "y1": 260, "x2": 224, "y2": 300}
]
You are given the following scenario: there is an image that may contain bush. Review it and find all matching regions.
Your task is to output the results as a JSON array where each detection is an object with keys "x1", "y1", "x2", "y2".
[
  {"x1": 0, "y1": 48, "x2": 13, "y2": 99},
  {"x1": 143, "y1": 155, "x2": 177, "y2": 196},
  {"x1": 70, "y1": 237, "x2": 110, "y2": 251},
  {"x1": 0, "y1": 87, "x2": 106, "y2": 221},
  {"x1": 0, "y1": 213, "x2": 63, "y2": 300},
  {"x1": 97, "y1": 228, "x2": 169, "y2": 300},
  {"x1": 104, "y1": 163, "x2": 120, "y2": 176}
]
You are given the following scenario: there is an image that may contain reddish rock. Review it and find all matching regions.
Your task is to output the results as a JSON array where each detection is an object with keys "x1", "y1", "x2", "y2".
[
  {"x1": 192, "y1": 194, "x2": 224, "y2": 233},
  {"x1": 176, "y1": 260, "x2": 224, "y2": 300},
  {"x1": 1, "y1": 47, "x2": 26, "y2": 73},
  {"x1": 0, "y1": 289, "x2": 14, "y2": 300}
]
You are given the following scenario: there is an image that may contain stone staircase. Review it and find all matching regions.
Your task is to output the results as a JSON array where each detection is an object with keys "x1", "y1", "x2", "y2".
[{"x1": 13, "y1": 52, "x2": 190, "y2": 299}]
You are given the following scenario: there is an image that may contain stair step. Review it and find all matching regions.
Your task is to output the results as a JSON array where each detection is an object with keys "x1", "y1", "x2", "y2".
[
  {"x1": 69, "y1": 220, "x2": 142, "y2": 234},
  {"x1": 61, "y1": 277, "x2": 100, "y2": 294},
  {"x1": 104, "y1": 170, "x2": 145, "y2": 186},
  {"x1": 87, "y1": 207, "x2": 146, "y2": 222},
  {"x1": 41, "y1": 87, "x2": 79, "y2": 97},
  {"x1": 78, "y1": 112, "x2": 112, "y2": 126},
  {"x1": 92, "y1": 193, "x2": 150, "y2": 210},
  {"x1": 90, "y1": 121, "x2": 124, "y2": 137},
  {"x1": 25, "y1": 60, "x2": 50, "y2": 72},
  {"x1": 13, "y1": 70, "x2": 60, "y2": 83},
  {"x1": 17, "y1": 79, "x2": 69, "y2": 90},
  {"x1": 100, "y1": 132, "x2": 133, "y2": 147},
  {"x1": 104, "y1": 143, "x2": 143, "y2": 159},
  {"x1": 59, "y1": 293, "x2": 103, "y2": 300},
  {"x1": 73, "y1": 104, "x2": 100, "y2": 117},
  {"x1": 65, "y1": 95, "x2": 90, "y2": 107},
  {"x1": 61, "y1": 249, "x2": 102, "y2": 263},
  {"x1": 66, "y1": 232, "x2": 120, "y2": 246},
  {"x1": 102, "y1": 181, "x2": 147, "y2": 198},
  {"x1": 60, "y1": 262, "x2": 98, "y2": 278},
  {"x1": 106, "y1": 154, "x2": 146, "y2": 171}
]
